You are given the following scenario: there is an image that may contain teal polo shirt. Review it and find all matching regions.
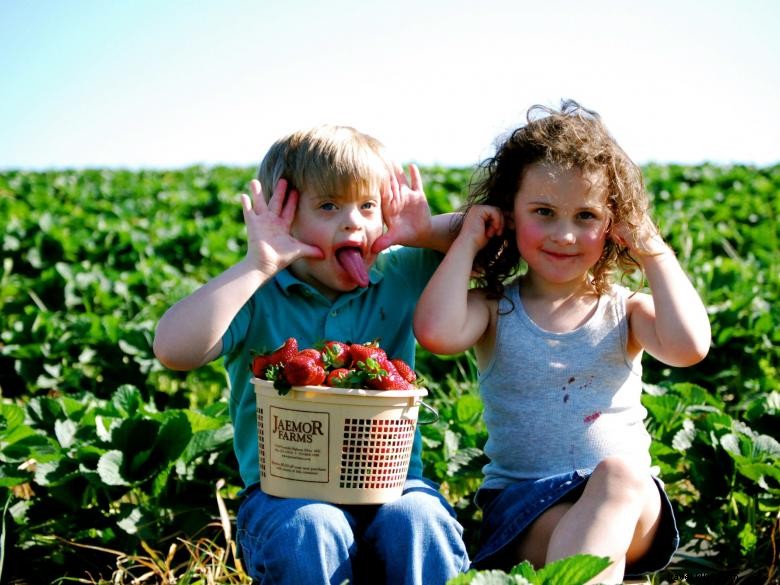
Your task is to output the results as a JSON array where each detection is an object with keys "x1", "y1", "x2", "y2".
[{"x1": 221, "y1": 246, "x2": 442, "y2": 488}]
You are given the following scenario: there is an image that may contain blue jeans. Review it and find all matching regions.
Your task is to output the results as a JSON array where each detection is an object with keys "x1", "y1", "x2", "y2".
[{"x1": 237, "y1": 478, "x2": 469, "y2": 585}]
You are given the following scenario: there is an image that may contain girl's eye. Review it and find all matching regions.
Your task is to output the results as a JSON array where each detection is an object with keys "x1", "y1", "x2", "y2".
[
  {"x1": 578, "y1": 211, "x2": 599, "y2": 220},
  {"x1": 534, "y1": 207, "x2": 553, "y2": 217},
  {"x1": 320, "y1": 202, "x2": 337, "y2": 211},
  {"x1": 361, "y1": 200, "x2": 378, "y2": 210}
]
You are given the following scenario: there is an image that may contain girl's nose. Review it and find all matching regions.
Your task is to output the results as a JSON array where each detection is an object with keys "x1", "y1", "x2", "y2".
[{"x1": 550, "y1": 224, "x2": 576, "y2": 244}]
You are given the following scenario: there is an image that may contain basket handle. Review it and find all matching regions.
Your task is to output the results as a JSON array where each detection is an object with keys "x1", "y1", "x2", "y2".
[{"x1": 417, "y1": 400, "x2": 439, "y2": 425}]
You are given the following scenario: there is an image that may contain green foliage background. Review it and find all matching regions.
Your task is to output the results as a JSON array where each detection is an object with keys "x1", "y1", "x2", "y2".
[{"x1": 1, "y1": 164, "x2": 778, "y2": 583}]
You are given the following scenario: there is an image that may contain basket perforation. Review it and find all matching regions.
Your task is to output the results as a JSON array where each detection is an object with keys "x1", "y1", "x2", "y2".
[
  {"x1": 338, "y1": 417, "x2": 417, "y2": 489},
  {"x1": 257, "y1": 406, "x2": 266, "y2": 478}
]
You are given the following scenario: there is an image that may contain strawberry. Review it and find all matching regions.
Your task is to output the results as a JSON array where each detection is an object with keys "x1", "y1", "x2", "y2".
[
  {"x1": 391, "y1": 359, "x2": 416, "y2": 384},
  {"x1": 284, "y1": 353, "x2": 326, "y2": 386},
  {"x1": 266, "y1": 337, "x2": 299, "y2": 368},
  {"x1": 348, "y1": 341, "x2": 385, "y2": 366},
  {"x1": 251, "y1": 354, "x2": 271, "y2": 378},
  {"x1": 298, "y1": 348, "x2": 324, "y2": 364},
  {"x1": 325, "y1": 368, "x2": 353, "y2": 387},
  {"x1": 360, "y1": 356, "x2": 411, "y2": 390},
  {"x1": 321, "y1": 341, "x2": 350, "y2": 368}
]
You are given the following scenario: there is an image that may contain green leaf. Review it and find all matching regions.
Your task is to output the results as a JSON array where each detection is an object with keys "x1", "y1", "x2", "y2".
[
  {"x1": 534, "y1": 555, "x2": 612, "y2": 584},
  {"x1": 97, "y1": 450, "x2": 129, "y2": 486},
  {"x1": 116, "y1": 506, "x2": 143, "y2": 535},
  {"x1": 0, "y1": 403, "x2": 25, "y2": 435},
  {"x1": 179, "y1": 424, "x2": 233, "y2": 464},
  {"x1": 446, "y1": 569, "x2": 531, "y2": 584},
  {"x1": 738, "y1": 522, "x2": 757, "y2": 555},
  {"x1": 54, "y1": 418, "x2": 77, "y2": 448},
  {"x1": 110, "y1": 384, "x2": 144, "y2": 417},
  {"x1": 151, "y1": 411, "x2": 192, "y2": 464},
  {"x1": 455, "y1": 394, "x2": 483, "y2": 422}
]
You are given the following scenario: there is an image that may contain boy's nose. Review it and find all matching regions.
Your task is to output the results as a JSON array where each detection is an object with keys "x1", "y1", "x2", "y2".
[{"x1": 341, "y1": 206, "x2": 364, "y2": 231}]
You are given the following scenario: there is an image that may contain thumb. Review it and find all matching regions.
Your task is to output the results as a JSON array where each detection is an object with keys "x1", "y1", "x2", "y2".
[
  {"x1": 300, "y1": 243, "x2": 326, "y2": 260},
  {"x1": 371, "y1": 231, "x2": 399, "y2": 254}
]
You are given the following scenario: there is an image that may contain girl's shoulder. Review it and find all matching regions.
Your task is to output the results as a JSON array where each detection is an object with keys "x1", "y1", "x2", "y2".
[{"x1": 609, "y1": 282, "x2": 652, "y2": 311}]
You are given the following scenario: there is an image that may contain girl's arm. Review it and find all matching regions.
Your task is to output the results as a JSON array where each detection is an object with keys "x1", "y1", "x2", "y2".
[
  {"x1": 153, "y1": 179, "x2": 323, "y2": 371},
  {"x1": 413, "y1": 205, "x2": 503, "y2": 355},
  {"x1": 621, "y1": 225, "x2": 711, "y2": 367}
]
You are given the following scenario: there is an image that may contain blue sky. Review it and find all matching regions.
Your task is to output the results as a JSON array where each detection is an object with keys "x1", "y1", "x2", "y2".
[{"x1": 2, "y1": 0, "x2": 778, "y2": 170}]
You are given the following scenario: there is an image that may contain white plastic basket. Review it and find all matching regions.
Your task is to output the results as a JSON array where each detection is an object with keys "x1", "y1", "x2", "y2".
[{"x1": 254, "y1": 378, "x2": 428, "y2": 504}]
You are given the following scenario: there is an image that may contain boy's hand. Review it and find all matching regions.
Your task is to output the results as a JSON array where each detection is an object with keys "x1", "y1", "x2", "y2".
[
  {"x1": 371, "y1": 163, "x2": 432, "y2": 253},
  {"x1": 240, "y1": 179, "x2": 324, "y2": 274}
]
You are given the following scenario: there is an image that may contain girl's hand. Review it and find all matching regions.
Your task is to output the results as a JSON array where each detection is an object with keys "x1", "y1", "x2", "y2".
[
  {"x1": 240, "y1": 179, "x2": 324, "y2": 274},
  {"x1": 612, "y1": 217, "x2": 668, "y2": 258},
  {"x1": 459, "y1": 204, "x2": 505, "y2": 252},
  {"x1": 371, "y1": 163, "x2": 433, "y2": 253}
]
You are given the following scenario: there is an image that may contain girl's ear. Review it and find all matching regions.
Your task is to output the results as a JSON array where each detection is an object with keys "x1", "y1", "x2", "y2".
[{"x1": 503, "y1": 210, "x2": 516, "y2": 229}]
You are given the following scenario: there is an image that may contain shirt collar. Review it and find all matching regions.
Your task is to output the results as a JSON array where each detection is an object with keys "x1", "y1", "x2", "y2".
[{"x1": 275, "y1": 266, "x2": 384, "y2": 300}]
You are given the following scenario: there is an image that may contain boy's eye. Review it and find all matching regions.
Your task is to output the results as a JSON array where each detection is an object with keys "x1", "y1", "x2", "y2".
[
  {"x1": 320, "y1": 202, "x2": 337, "y2": 211},
  {"x1": 361, "y1": 200, "x2": 378, "y2": 210}
]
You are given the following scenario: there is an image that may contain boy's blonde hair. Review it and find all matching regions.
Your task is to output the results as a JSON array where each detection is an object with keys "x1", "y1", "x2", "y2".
[
  {"x1": 257, "y1": 125, "x2": 389, "y2": 202},
  {"x1": 466, "y1": 100, "x2": 651, "y2": 297}
]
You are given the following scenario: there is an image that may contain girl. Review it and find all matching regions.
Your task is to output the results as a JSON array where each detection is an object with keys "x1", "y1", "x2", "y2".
[{"x1": 413, "y1": 101, "x2": 710, "y2": 583}]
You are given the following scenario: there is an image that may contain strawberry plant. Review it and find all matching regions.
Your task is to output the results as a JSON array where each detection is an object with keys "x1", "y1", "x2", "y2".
[
  {"x1": 0, "y1": 163, "x2": 778, "y2": 582},
  {"x1": 1, "y1": 384, "x2": 237, "y2": 582}
]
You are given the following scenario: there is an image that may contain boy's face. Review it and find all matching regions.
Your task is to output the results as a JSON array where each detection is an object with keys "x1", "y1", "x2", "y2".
[{"x1": 289, "y1": 185, "x2": 384, "y2": 299}]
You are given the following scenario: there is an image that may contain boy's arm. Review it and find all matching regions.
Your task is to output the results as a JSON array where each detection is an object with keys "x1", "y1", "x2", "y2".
[
  {"x1": 413, "y1": 205, "x2": 503, "y2": 355},
  {"x1": 153, "y1": 180, "x2": 323, "y2": 371},
  {"x1": 619, "y1": 222, "x2": 711, "y2": 367},
  {"x1": 371, "y1": 163, "x2": 459, "y2": 254}
]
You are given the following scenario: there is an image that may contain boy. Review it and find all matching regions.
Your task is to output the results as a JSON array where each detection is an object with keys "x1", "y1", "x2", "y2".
[{"x1": 153, "y1": 125, "x2": 469, "y2": 584}]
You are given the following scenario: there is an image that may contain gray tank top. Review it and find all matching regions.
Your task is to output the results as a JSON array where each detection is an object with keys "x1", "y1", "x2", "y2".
[{"x1": 479, "y1": 280, "x2": 651, "y2": 488}]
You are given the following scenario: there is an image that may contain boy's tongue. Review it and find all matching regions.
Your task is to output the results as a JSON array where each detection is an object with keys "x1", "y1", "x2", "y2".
[{"x1": 336, "y1": 248, "x2": 369, "y2": 287}]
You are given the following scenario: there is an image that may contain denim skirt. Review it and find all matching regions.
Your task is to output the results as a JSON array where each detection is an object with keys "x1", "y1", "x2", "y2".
[{"x1": 471, "y1": 469, "x2": 679, "y2": 578}]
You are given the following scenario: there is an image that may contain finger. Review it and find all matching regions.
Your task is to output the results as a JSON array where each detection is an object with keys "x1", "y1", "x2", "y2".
[
  {"x1": 280, "y1": 188, "x2": 299, "y2": 224},
  {"x1": 389, "y1": 164, "x2": 401, "y2": 200},
  {"x1": 408, "y1": 163, "x2": 423, "y2": 193},
  {"x1": 371, "y1": 232, "x2": 394, "y2": 254},
  {"x1": 240, "y1": 193, "x2": 253, "y2": 216},
  {"x1": 381, "y1": 175, "x2": 396, "y2": 211},
  {"x1": 246, "y1": 180, "x2": 270, "y2": 216},
  {"x1": 267, "y1": 178, "x2": 288, "y2": 215},
  {"x1": 394, "y1": 161, "x2": 409, "y2": 189},
  {"x1": 300, "y1": 243, "x2": 325, "y2": 260}
]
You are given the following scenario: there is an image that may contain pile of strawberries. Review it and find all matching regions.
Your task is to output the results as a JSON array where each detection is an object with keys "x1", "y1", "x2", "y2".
[{"x1": 251, "y1": 338, "x2": 418, "y2": 391}]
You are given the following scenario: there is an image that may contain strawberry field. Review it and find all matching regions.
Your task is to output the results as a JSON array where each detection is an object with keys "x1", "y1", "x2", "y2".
[{"x1": 1, "y1": 163, "x2": 778, "y2": 583}]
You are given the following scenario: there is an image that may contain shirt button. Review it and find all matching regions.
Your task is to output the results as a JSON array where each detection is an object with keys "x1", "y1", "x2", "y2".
[{"x1": 330, "y1": 310, "x2": 338, "y2": 317}]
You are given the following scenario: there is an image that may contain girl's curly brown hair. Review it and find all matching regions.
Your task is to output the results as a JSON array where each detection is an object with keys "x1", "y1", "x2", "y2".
[{"x1": 464, "y1": 99, "x2": 652, "y2": 298}]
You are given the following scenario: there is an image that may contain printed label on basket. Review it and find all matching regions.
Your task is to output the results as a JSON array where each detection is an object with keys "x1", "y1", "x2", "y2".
[{"x1": 268, "y1": 405, "x2": 329, "y2": 483}]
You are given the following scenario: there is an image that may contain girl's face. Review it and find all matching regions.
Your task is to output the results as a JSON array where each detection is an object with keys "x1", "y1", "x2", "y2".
[
  {"x1": 512, "y1": 163, "x2": 610, "y2": 288},
  {"x1": 289, "y1": 185, "x2": 384, "y2": 299}
]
